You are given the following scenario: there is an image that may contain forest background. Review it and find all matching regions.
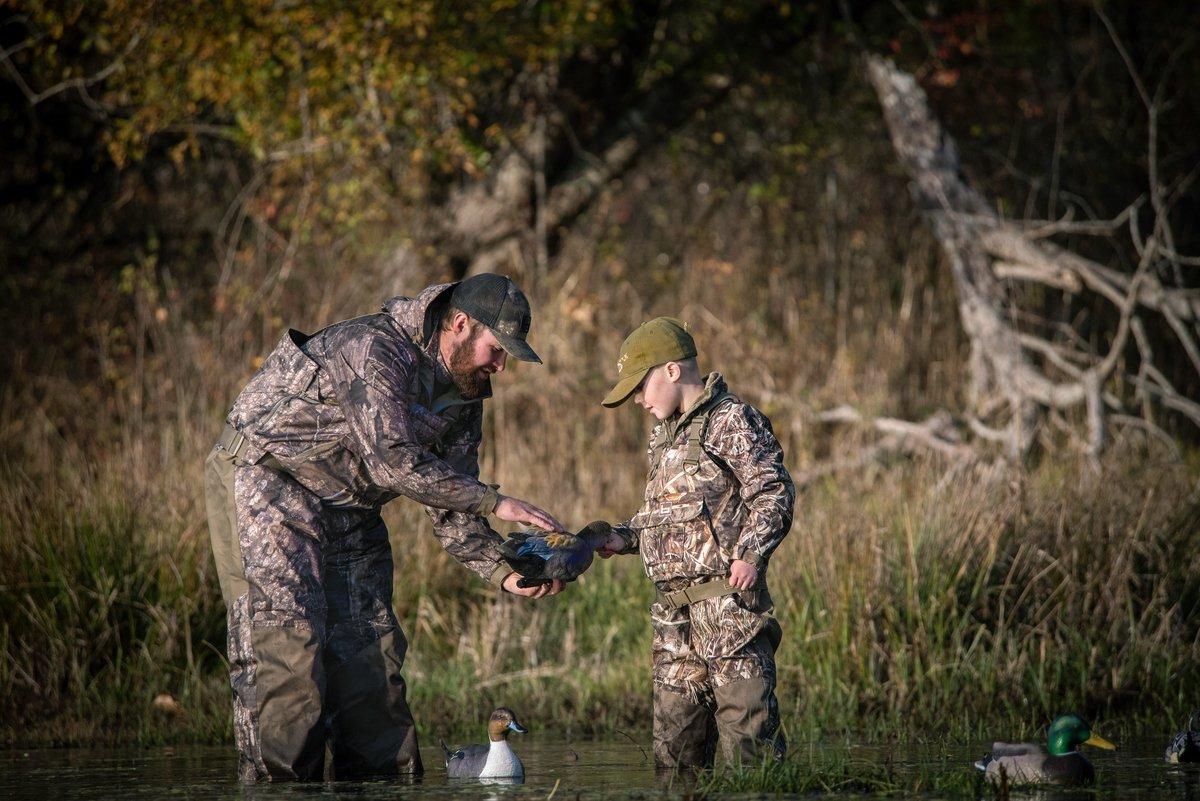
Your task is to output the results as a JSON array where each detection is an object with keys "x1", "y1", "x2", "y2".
[{"x1": 2, "y1": 0, "x2": 1199, "y2": 746}]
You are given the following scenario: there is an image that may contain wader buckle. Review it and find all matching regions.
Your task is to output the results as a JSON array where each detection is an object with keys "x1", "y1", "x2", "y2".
[{"x1": 217, "y1": 424, "x2": 247, "y2": 458}]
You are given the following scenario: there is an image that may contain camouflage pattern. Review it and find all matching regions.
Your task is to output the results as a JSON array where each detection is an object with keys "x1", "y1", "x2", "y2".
[
  {"x1": 650, "y1": 588, "x2": 784, "y2": 768},
  {"x1": 609, "y1": 373, "x2": 795, "y2": 580},
  {"x1": 208, "y1": 449, "x2": 424, "y2": 781},
  {"x1": 226, "y1": 281, "x2": 510, "y2": 586},
  {"x1": 610, "y1": 373, "x2": 794, "y2": 769},
  {"x1": 207, "y1": 282, "x2": 521, "y2": 781}
]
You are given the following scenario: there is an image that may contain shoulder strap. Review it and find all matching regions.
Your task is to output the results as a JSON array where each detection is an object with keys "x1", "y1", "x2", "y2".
[
  {"x1": 648, "y1": 391, "x2": 737, "y2": 478},
  {"x1": 647, "y1": 424, "x2": 669, "y2": 480},
  {"x1": 683, "y1": 391, "x2": 735, "y2": 470}
]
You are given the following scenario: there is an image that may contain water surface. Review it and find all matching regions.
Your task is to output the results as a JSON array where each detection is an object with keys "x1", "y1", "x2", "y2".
[{"x1": 4, "y1": 735, "x2": 1200, "y2": 800}]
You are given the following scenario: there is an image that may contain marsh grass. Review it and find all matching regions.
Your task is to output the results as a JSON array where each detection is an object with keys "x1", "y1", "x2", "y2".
[
  {"x1": 3, "y1": 129, "x2": 1199, "y2": 747},
  {"x1": 694, "y1": 747, "x2": 987, "y2": 796}
]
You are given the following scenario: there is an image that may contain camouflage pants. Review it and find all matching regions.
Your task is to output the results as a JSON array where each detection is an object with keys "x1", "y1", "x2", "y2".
[
  {"x1": 204, "y1": 445, "x2": 422, "y2": 782},
  {"x1": 651, "y1": 585, "x2": 784, "y2": 770}
]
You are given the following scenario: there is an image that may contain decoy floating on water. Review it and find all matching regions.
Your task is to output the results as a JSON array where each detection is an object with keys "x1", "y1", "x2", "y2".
[
  {"x1": 499, "y1": 522, "x2": 612, "y2": 587},
  {"x1": 974, "y1": 714, "x2": 1115, "y2": 786},
  {"x1": 441, "y1": 707, "x2": 527, "y2": 779},
  {"x1": 1166, "y1": 711, "x2": 1200, "y2": 763}
]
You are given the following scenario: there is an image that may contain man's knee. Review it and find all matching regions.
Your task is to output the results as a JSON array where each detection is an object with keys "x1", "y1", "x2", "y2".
[
  {"x1": 327, "y1": 628, "x2": 423, "y2": 779},
  {"x1": 653, "y1": 684, "x2": 716, "y2": 770},
  {"x1": 712, "y1": 675, "x2": 785, "y2": 766}
]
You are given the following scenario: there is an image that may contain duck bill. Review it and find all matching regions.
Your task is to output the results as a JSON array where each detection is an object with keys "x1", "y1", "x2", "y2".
[
  {"x1": 1084, "y1": 733, "x2": 1116, "y2": 750},
  {"x1": 508, "y1": 721, "x2": 527, "y2": 734}
]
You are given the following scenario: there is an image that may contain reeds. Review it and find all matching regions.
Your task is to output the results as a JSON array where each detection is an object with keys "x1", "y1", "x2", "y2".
[
  {"x1": 2, "y1": 121, "x2": 1197, "y2": 746},
  {"x1": 2, "y1": 415, "x2": 1195, "y2": 746}
]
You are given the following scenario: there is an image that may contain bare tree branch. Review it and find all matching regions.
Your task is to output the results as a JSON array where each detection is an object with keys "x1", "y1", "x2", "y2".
[{"x1": 0, "y1": 33, "x2": 141, "y2": 109}]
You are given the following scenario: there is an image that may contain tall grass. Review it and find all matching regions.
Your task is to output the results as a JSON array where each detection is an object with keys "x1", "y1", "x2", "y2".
[
  {"x1": 2, "y1": 111, "x2": 1198, "y2": 746},
  {"x1": 2, "y1": 418, "x2": 1195, "y2": 746}
]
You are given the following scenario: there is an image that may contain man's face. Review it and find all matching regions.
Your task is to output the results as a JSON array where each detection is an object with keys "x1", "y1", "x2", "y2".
[
  {"x1": 634, "y1": 363, "x2": 682, "y2": 421},
  {"x1": 445, "y1": 317, "x2": 507, "y2": 398}
]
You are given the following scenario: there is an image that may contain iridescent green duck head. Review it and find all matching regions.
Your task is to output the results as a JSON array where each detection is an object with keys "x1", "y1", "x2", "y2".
[{"x1": 1047, "y1": 714, "x2": 1116, "y2": 756}]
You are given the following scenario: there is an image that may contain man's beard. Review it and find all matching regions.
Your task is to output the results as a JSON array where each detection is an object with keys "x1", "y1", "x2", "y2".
[{"x1": 447, "y1": 332, "x2": 493, "y2": 399}]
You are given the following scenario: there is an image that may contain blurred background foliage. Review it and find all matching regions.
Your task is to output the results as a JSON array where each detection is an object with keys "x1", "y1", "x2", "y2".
[{"x1": 1, "y1": 0, "x2": 1198, "y2": 745}]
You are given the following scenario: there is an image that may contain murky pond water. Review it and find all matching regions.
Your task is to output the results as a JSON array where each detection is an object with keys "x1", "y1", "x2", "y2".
[{"x1": 4, "y1": 735, "x2": 1200, "y2": 800}]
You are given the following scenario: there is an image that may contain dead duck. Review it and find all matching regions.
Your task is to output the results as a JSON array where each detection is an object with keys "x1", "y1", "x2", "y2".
[
  {"x1": 440, "y1": 707, "x2": 527, "y2": 779},
  {"x1": 499, "y1": 522, "x2": 612, "y2": 587},
  {"x1": 974, "y1": 714, "x2": 1115, "y2": 786},
  {"x1": 1166, "y1": 711, "x2": 1200, "y2": 763}
]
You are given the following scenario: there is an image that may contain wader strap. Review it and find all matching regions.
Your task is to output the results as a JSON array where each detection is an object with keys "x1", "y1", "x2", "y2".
[
  {"x1": 682, "y1": 416, "x2": 706, "y2": 471},
  {"x1": 656, "y1": 577, "x2": 740, "y2": 611},
  {"x1": 217, "y1": 424, "x2": 283, "y2": 471},
  {"x1": 649, "y1": 391, "x2": 736, "y2": 479},
  {"x1": 217, "y1": 424, "x2": 247, "y2": 457}
]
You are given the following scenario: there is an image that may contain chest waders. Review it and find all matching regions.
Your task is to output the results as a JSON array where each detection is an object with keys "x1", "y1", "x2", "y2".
[
  {"x1": 644, "y1": 391, "x2": 786, "y2": 772},
  {"x1": 647, "y1": 392, "x2": 750, "y2": 611}
]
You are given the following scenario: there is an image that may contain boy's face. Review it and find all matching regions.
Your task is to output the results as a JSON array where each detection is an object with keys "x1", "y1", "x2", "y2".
[{"x1": 634, "y1": 363, "x2": 683, "y2": 420}]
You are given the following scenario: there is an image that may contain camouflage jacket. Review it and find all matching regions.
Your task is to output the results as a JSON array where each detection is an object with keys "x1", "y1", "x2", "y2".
[
  {"x1": 611, "y1": 373, "x2": 795, "y2": 584},
  {"x1": 226, "y1": 282, "x2": 510, "y2": 586}
]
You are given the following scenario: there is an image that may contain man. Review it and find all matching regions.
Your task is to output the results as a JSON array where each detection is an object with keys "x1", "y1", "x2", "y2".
[{"x1": 203, "y1": 273, "x2": 564, "y2": 782}]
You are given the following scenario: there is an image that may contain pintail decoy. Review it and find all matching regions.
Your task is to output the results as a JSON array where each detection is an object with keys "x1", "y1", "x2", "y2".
[
  {"x1": 1166, "y1": 711, "x2": 1200, "y2": 763},
  {"x1": 499, "y1": 522, "x2": 612, "y2": 587},
  {"x1": 974, "y1": 714, "x2": 1115, "y2": 786},
  {"x1": 441, "y1": 707, "x2": 527, "y2": 779}
]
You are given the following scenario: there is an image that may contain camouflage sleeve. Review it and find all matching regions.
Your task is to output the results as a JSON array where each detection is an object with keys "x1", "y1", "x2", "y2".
[
  {"x1": 706, "y1": 403, "x2": 795, "y2": 569},
  {"x1": 608, "y1": 522, "x2": 639, "y2": 554},
  {"x1": 328, "y1": 328, "x2": 492, "y2": 515},
  {"x1": 423, "y1": 402, "x2": 511, "y2": 587}
]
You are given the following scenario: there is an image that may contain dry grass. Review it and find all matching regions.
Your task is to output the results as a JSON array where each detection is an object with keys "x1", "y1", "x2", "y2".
[{"x1": 2, "y1": 141, "x2": 1197, "y2": 746}]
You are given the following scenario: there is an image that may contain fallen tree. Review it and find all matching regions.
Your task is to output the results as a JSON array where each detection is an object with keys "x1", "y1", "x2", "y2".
[{"x1": 815, "y1": 50, "x2": 1200, "y2": 470}]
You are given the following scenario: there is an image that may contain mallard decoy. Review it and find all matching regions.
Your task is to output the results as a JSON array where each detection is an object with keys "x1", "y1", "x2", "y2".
[
  {"x1": 440, "y1": 707, "x2": 527, "y2": 779},
  {"x1": 974, "y1": 714, "x2": 1115, "y2": 786},
  {"x1": 1166, "y1": 711, "x2": 1200, "y2": 763},
  {"x1": 499, "y1": 522, "x2": 612, "y2": 587}
]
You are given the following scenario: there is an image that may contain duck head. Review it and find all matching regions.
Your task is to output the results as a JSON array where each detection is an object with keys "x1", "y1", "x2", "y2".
[
  {"x1": 487, "y1": 707, "x2": 527, "y2": 742},
  {"x1": 1188, "y1": 710, "x2": 1200, "y2": 733},
  {"x1": 1047, "y1": 714, "x2": 1116, "y2": 756}
]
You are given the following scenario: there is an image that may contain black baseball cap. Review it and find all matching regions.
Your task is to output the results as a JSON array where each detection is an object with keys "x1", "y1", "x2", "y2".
[{"x1": 450, "y1": 274, "x2": 541, "y2": 363}]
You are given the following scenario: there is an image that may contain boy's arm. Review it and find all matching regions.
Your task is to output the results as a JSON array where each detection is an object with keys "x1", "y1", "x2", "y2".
[{"x1": 707, "y1": 403, "x2": 796, "y2": 569}]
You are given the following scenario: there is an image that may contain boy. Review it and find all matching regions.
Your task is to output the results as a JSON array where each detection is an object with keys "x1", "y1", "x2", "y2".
[{"x1": 588, "y1": 317, "x2": 795, "y2": 770}]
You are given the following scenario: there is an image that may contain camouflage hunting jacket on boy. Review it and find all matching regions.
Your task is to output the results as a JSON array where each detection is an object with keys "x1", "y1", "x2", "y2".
[
  {"x1": 223, "y1": 281, "x2": 510, "y2": 585},
  {"x1": 610, "y1": 373, "x2": 796, "y2": 584}
]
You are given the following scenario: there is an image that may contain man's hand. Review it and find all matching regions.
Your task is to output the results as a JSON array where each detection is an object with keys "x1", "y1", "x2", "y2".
[
  {"x1": 494, "y1": 495, "x2": 565, "y2": 532},
  {"x1": 728, "y1": 559, "x2": 758, "y2": 590},
  {"x1": 502, "y1": 572, "x2": 565, "y2": 598}
]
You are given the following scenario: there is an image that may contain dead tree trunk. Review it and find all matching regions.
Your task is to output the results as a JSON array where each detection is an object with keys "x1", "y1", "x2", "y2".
[{"x1": 862, "y1": 55, "x2": 1200, "y2": 461}]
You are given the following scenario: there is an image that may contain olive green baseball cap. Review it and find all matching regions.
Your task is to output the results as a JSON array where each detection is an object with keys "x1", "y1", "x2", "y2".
[{"x1": 601, "y1": 317, "x2": 696, "y2": 407}]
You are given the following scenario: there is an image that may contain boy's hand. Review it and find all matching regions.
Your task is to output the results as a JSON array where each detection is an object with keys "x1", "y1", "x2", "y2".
[
  {"x1": 502, "y1": 573, "x2": 566, "y2": 598},
  {"x1": 596, "y1": 531, "x2": 625, "y2": 559},
  {"x1": 494, "y1": 494, "x2": 565, "y2": 532},
  {"x1": 728, "y1": 559, "x2": 758, "y2": 590}
]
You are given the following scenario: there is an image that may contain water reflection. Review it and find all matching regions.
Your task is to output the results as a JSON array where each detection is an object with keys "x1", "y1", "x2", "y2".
[{"x1": 4, "y1": 735, "x2": 1200, "y2": 800}]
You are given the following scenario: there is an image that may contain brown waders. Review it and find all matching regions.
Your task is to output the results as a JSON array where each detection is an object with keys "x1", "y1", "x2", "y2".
[
  {"x1": 204, "y1": 439, "x2": 422, "y2": 782},
  {"x1": 651, "y1": 581, "x2": 785, "y2": 772}
]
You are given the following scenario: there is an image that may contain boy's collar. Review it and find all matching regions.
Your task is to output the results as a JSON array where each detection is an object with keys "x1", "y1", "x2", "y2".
[{"x1": 665, "y1": 372, "x2": 727, "y2": 437}]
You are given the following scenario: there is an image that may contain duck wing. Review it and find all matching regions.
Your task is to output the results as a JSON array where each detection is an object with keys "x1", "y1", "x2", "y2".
[
  {"x1": 500, "y1": 531, "x2": 595, "y2": 585},
  {"x1": 445, "y1": 743, "x2": 490, "y2": 779},
  {"x1": 1166, "y1": 730, "x2": 1200, "y2": 763},
  {"x1": 990, "y1": 741, "x2": 1046, "y2": 757},
  {"x1": 980, "y1": 743, "x2": 1049, "y2": 785}
]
